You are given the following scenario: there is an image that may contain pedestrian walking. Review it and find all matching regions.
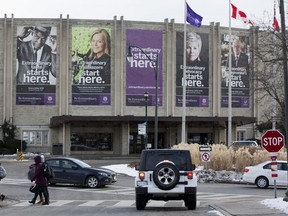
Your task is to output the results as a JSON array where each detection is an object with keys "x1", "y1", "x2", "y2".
[{"x1": 29, "y1": 155, "x2": 49, "y2": 205}]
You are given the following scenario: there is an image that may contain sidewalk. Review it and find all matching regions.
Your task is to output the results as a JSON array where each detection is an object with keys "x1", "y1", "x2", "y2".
[{"x1": 212, "y1": 197, "x2": 288, "y2": 216}]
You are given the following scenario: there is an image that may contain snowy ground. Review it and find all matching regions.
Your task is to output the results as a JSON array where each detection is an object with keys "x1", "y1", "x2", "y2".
[{"x1": 102, "y1": 164, "x2": 288, "y2": 215}]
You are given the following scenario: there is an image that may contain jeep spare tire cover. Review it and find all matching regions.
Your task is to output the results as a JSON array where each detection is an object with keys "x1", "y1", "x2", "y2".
[{"x1": 153, "y1": 161, "x2": 180, "y2": 190}]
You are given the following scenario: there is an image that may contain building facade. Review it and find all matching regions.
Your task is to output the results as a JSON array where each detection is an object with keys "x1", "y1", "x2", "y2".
[{"x1": 0, "y1": 15, "x2": 258, "y2": 156}]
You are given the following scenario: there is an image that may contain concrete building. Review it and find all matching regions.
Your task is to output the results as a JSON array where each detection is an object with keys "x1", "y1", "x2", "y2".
[{"x1": 0, "y1": 15, "x2": 258, "y2": 156}]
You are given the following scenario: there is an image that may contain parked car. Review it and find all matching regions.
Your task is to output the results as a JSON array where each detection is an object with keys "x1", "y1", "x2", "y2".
[
  {"x1": 231, "y1": 140, "x2": 259, "y2": 148},
  {"x1": 243, "y1": 160, "x2": 288, "y2": 189},
  {"x1": 45, "y1": 157, "x2": 117, "y2": 188}
]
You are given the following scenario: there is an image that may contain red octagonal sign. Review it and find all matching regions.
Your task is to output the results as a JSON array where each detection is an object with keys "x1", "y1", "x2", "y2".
[{"x1": 261, "y1": 130, "x2": 285, "y2": 152}]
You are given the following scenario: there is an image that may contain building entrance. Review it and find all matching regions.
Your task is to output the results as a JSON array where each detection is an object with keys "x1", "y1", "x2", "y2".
[{"x1": 129, "y1": 133, "x2": 164, "y2": 154}]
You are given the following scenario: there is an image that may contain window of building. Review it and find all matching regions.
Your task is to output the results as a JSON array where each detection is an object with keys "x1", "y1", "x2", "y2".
[
  {"x1": 237, "y1": 131, "x2": 245, "y2": 140},
  {"x1": 22, "y1": 130, "x2": 49, "y2": 146},
  {"x1": 70, "y1": 132, "x2": 112, "y2": 151}
]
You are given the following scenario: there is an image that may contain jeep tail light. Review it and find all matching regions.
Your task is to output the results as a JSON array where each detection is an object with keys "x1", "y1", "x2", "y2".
[
  {"x1": 139, "y1": 171, "x2": 145, "y2": 181},
  {"x1": 187, "y1": 171, "x2": 193, "y2": 179},
  {"x1": 244, "y1": 168, "x2": 249, "y2": 173}
]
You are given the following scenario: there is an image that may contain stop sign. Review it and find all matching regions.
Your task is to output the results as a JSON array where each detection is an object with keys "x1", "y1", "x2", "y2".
[{"x1": 261, "y1": 130, "x2": 285, "y2": 152}]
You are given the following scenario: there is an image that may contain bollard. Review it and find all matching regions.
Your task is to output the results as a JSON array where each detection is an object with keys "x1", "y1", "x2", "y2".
[{"x1": 18, "y1": 151, "x2": 23, "y2": 161}]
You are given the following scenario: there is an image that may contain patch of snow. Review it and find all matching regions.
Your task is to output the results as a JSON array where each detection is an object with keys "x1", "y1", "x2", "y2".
[{"x1": 260, "y1": 198, "x2": 288, "y2": 214}]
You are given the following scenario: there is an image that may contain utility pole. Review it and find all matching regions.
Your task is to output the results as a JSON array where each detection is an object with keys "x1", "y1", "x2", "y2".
[{"x1": 279, "y1": 0, "x2": 288, "y2": 202}]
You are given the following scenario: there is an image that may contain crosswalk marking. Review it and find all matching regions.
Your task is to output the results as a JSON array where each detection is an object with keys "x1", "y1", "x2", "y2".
[
  {"x1": 113, "y1": 200, "x2": 135, "y2": 207},
  {"x1": 78, "y1": 200, "x2": 105, "y2": 206},
  {"x1": 12, "y1": 200, "x2": 200, "y2": 208},
  {"x1": 49, "y1": 200, "x2": 74, "y2": 206},
  {"x1": 1, "y1": 178, "x2": 30, "y2": 185}
]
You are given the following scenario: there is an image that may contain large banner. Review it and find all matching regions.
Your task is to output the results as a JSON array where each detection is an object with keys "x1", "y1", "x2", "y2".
[
  {"x1": 176, "y1": 31, "x2": 209, "y2": 107},
  {"x1": 72, "y1": 27, "x2": 111, "y2": 105},
  {"x1": 126, "y1": 29, "x2": 162, "y2": 106},
  {"x1": 221, "y1": 34, "x2": 250, "y2": 108},
  {"x1": 16, "y1": 26, "x2": 57, "y2": 105}
]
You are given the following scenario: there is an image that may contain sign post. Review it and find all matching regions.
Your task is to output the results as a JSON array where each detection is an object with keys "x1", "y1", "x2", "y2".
[
  {"x1": 199, "y1": 145, "x2": 212, "y2": 169},
  {"x1": 261, "y1": 130, "x2": 285, "y2": 198}
]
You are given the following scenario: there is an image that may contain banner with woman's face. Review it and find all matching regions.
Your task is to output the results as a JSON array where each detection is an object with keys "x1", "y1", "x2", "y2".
[
  {"x1": 176, "y1": 31, "x2": 209, "y2": 107},
  {"x1": 72, "y1": 27, "x2": 111, "y2": 105}
]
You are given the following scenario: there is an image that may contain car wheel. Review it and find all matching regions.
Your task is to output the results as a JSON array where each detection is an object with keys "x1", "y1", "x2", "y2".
[
  {"x1": 255, "y1": 176, "x2": 269, "y2": 189},
  {"x1": 184, "y1": 194, "x2": 197, "y2": 210},
  {"x1": 136, "y1": 194, "x2": 147, "y2": 210},
  {"x1": 86, "y1": 176, "x2": 99, "y2": 188},
  {"x1": 152, "y1": 161, "x2": 180, "y2": 190}
]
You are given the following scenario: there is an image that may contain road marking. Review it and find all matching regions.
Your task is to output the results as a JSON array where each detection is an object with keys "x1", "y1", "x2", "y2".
[
  {"x1": 49, "y1": 200, "x2": 74, "y2": 206},
  {"x1": 12, "y1": 200, "x2": 199, "y2": 208},
  {"x1": 1, "y1": 178, "x2": 29, "y2": 185},
  {"x1": 113, "y1": 200, "x2": 135, "y2": 207},
  {"x1": 78, "y1": 200, "x2": 105, "y2": 206}
]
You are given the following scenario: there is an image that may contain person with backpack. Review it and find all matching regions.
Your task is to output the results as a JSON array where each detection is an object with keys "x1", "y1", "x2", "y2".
[
  {"x1": 29, "y1": 155, "x2": 49, "y2": 205},
  {"x1": 28, "y1": 163, "x2": 44, "y2": 204}
]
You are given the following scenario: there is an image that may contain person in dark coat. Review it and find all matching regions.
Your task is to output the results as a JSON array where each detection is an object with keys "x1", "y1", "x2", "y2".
[{"x1": 29, "y1": 155, "x2": 49, "y2": 205}]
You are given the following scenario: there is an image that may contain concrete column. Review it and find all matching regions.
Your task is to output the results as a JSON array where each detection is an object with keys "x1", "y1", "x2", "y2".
[{"x1": 120, "y1": 122, "x2": 129, "y2": 155}]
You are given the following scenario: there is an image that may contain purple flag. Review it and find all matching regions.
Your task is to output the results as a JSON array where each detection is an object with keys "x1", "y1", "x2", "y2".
[{"x1": 186, "y1": 2, "x2": 202, "y2": 27}]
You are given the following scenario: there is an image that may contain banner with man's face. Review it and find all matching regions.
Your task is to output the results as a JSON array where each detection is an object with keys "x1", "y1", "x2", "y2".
[
  {"x1": 220, "y1": 34, "x2": 250, "y2": 108},
  {"x1": 16, "y1": 25, "x2": 57, "y2": 105},
  {"x1": 72, "y1": 27, "x2": 111, "y2": 105},
  {"x1": 176, "y1": 31, "x2": 209, "y2": 107},
  {"x1": 126, "y1": 29, "x2": 163, "y2": 106}
]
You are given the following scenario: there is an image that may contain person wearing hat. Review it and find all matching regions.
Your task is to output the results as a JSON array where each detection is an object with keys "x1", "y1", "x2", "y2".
[{"x1": 16, "y1": 26, "x2": 57, "y2": 85}]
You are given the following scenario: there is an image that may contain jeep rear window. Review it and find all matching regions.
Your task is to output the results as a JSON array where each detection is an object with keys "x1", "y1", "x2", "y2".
[{"x1": 144, "y1": 152, "x2": 189, "y2": 170}]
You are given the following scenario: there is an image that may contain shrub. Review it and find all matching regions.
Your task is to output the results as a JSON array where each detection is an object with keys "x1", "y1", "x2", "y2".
[{"x1": 174, "y1": 143, "x2": 287, "y2": 172}]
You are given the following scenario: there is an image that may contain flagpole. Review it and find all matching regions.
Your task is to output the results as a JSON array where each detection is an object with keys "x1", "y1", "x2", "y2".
[
  {"x1": 181, "y1": 0, "x2": 187, "y2": 144},
  {"x1": 272, "y1": 0, "x2": 277, "y2": 130},
  {"x1": 228, "y1": 0, "x2": 232, "y2": 146}
]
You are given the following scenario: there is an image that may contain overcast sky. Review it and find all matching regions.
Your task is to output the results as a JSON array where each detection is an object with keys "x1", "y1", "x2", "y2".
[{"x1": 1, "y1": 0, "x2": 282, "y2": 28}]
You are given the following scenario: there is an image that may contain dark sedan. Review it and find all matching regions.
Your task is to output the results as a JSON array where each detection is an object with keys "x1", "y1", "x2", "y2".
[{"x1": 45, "y1": 157, "x2": 117, "y2": 188}]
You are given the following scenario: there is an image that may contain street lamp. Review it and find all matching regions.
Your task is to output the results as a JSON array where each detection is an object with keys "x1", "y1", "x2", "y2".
[
  {"x1": 144, "y1": 91, "x2": 149, "y2": 149},
  {"x1": 127, "y1": 44, "x2": 159, "y2": 149}
]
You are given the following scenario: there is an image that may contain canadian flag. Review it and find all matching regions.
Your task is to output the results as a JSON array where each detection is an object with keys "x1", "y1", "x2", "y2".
[
  {"x1": 272, "y1": 17, "x2": 280, "y2": 32},
  {"x1": 231, "y1": 3, "x2": 253, "y2": 26}
]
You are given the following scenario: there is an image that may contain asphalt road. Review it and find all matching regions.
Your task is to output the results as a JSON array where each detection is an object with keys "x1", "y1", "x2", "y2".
[{"x1": 0, "y1": 159, "x2": 285, "y2": 216}]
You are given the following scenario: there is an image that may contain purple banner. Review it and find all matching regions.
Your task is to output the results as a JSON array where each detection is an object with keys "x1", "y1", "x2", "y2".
[
  {"x1": 126, "y1": 29, "x2": 163, "y2": 106},
  {"x1": 220, "y1": 34, "x2": 250, "y2": 108},
  {"x1": 16, "y1": 26, "x2": 57, "y2": 105},
  {"x1": 72, "y1": 27, "x2": 111, "y2": 105},
  {"x1": 176, "y1": 31, "x2": 209, "y2": 107}
]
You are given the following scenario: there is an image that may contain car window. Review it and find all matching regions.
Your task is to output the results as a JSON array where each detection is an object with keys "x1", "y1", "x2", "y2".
[
  {"x1": 279, "y1": 163, "x2": 288, "y2": 171},
  {"x1": 145, "y1": 152, "x2": 188, "y2": 170},
  {"x1": 46, "y1": 159, "x2": 60, "y2": 168},
  {"x1": 61, "y1": 160, "x2": 77, "y2": 169},
  {"x1": 262, "y1": 162, "x2": 287, "y2": 171}
]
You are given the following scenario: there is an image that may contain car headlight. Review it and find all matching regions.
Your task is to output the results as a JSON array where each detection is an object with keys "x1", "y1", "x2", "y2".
[{"x1": 98, "y1": 172, "x2": 109, "y2": 177}]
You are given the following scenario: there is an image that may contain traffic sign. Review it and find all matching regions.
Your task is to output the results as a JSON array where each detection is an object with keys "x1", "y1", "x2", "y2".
[
  {"x1": 261, "y1": 130, "x2": 285, "y2": 152},
  {"x1": 199, "y1": 146, "x2": 212, "y2": 152},
  {"x1": 201, "y1": 152, "x2": 211, "y2": 162}
]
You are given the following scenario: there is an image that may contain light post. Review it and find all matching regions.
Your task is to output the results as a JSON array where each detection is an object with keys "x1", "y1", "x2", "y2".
[
  {"x1": 279, "y1": 0, "x2": 288, "y2": 202},
  {"x1": 144, "y1": 91, "x2": 149, "y2": 149},
  {"x1": 127, "y1": 44, "x2": 159, "y2": 149}
]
